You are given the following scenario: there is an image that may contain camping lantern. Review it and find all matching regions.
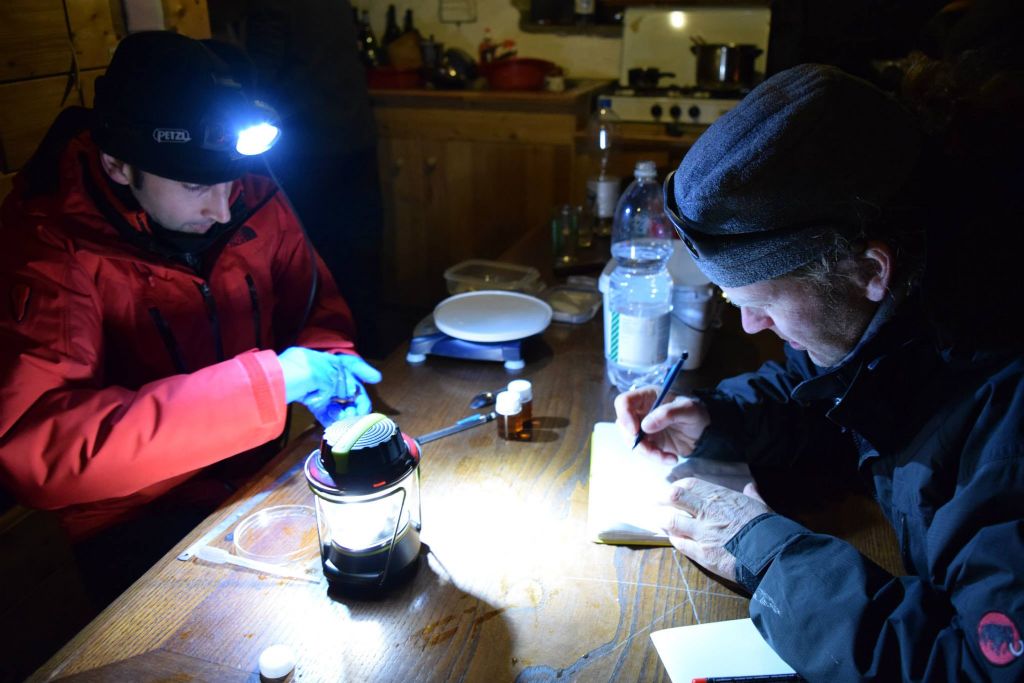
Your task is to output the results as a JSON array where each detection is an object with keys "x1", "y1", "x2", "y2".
[{"x1": 305, "y1": 414, "x2": 421, "y2": 589}]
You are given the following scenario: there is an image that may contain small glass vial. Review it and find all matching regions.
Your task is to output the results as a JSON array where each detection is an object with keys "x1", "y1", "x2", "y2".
[
  {"x1": 507, "y1": 379, "x2": 533, "y2": 427},
  {"x1": 495, "y1": 391, "x2": 527, "y2": 441}
]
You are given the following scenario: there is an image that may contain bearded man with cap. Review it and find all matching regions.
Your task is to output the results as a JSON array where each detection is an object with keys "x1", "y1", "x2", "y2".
[
  {"x1": 0, "y1": 31, "x2": 381, "y2": 605},
  {"x1": 615, "y1": 63, "x2": 1024, "y2": 680}
]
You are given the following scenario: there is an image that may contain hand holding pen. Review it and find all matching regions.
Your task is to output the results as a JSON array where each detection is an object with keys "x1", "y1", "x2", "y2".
[{"x1": 632, "y1": 353, "x2": 687, "y2": 449}]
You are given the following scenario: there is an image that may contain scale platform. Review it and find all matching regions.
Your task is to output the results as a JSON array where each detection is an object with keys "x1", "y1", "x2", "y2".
[{"x1": 405, "y1": 314, "x2": 526, "y2": 370}]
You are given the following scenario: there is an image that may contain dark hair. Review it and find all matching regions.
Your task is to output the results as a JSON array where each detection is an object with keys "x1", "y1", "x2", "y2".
[{"x1": 130, "y1": 166, "x2": 145, "y2": 190}]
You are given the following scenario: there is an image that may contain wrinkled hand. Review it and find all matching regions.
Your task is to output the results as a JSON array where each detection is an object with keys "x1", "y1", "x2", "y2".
[
  {"x1": 277, "y1": 347, "x2": 382, "y2": 425},
  {"x1": 614, "y1": 388, "x2": 711, "y2": 465},
  {"x1": 661, "y1": 477, "x2": 772, "y2": 583}
]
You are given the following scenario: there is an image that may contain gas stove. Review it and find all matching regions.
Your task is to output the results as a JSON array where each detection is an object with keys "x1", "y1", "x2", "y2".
[
  {"x1": 613, "y1": 6, "x2": 771, "y2": 125},
  {"x1": 606, "y1": 87, "x2": 744, "y2": 125}
]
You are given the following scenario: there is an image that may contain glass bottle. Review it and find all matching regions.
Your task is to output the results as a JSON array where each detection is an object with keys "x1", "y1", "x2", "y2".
[
  {"x1": 382, "y1": 4, "x2": 402, "y2": 55},
  {"x1": 496, "y1": 391, "x2": 528, "y2": 441},
  {"x1": 507, "y1": 380, "x2": 533, "y2": 428},
  {"x1": 586, "y1": 97, "x2": 621, "y2": 238},
  {"x1": 357, "y1": 10, "x2": 382, "y2": 67},
  {"x1": 574, "y1": 0, "x2": 596, "y2": 25}
]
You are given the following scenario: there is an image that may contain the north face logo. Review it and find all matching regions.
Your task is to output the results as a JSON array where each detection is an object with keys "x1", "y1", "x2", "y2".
[
  {"x1": 152, "y1": 128, "x2": 192, "y2": 143},
  {"x1": 227, "y1": 226, "x2": 258, "y2": 247}
]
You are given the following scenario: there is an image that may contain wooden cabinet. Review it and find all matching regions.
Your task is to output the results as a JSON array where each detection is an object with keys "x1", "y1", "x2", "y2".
[{"x1": 371, "y1": 82, "x2": 606, "y2": 308}]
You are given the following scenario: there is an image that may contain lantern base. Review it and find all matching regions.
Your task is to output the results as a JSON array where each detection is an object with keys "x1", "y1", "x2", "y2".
[{"x1": 321, "y1": 526, "x2": 421, "y2": 592}]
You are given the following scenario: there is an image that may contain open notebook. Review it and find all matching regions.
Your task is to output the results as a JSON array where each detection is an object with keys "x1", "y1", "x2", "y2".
[
  {"x1": 587, "y1": 422, "x2": 753, "y2": 545},
  {"x1": 588, "y1": 422, "x2": 675, "y2": 545}
]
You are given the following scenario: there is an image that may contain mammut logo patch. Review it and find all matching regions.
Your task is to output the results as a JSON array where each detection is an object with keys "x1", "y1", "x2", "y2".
[
  {"x1": 228, "y1": 225, "x2": 258, "y2": 247},
  {"x1": 978, "y1": 611, "x2": 1023, "y2": 666},
  {"x1": 152, "y1": 128, "x2": 192, "y2": 143}
]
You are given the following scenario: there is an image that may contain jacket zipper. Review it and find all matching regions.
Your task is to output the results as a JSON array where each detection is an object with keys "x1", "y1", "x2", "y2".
[
  {"x1": 148, "y1": 307, "x2": 188, "y2": 373},
  {"x1": 195, "y1": 281, "x2": 224, "y2": 362},
  {"x1": 245, "y1": 273, "x2": 262, "y2": 348}
]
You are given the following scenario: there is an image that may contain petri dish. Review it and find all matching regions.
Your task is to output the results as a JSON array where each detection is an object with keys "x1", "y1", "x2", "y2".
[{"x1": 233, "y1": 504, "x2": 319, "y2": 564}]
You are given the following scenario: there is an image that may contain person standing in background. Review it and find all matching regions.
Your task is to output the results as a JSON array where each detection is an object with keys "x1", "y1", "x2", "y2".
[{"x1": 213, "y1": 0, "x2": 385, "y2": 356}]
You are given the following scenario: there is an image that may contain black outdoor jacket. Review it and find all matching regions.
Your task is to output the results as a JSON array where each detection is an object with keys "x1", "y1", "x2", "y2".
[{"x1": 692, "y1": 296, "x2": 1024, "y2": 681}]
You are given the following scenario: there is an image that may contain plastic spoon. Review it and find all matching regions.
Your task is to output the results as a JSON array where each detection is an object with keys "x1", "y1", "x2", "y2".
[
  {"x1": 195, "y1": 545, "x2": 319, "y2": 583},
  {"x1": 469, "y1": 389, "x2": 503, "y2": 409}
]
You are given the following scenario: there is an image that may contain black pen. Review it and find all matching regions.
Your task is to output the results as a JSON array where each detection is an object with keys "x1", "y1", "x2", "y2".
[
  {"x1": 415, "y1": 411, "x2": 497, "y2": 445},
  {"x1": 632, "y1": 353, "x2": 687, "y2": 449},
  {"x1": 691, "y1": 675, "x2": 804, "y2": 683}
]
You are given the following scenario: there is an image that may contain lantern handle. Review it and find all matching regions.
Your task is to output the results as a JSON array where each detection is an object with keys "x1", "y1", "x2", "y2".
[{"x1": 379, "y1": 486, "x2": 408, "y2": 586}]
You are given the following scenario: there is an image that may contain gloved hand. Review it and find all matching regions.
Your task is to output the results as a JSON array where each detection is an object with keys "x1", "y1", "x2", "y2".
[{"x1": 277, "y1": 347, "x2": 382, "y2": 426}]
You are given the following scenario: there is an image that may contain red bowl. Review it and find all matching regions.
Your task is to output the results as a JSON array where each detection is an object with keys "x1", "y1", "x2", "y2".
[
  {"x1": 366, "y1": 66, "x2": 423, "y2": 90},
  {"x1": 481, "y1": 58, "x2": 555, "y2": 91}
]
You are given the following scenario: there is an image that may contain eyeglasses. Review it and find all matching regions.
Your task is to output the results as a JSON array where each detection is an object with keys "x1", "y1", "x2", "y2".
[{"x1": 661, "y1": 169, "x2": 703, "y2": 260}]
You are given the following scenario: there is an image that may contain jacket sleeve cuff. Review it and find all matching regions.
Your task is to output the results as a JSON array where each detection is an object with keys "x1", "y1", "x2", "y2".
[
  {"x1": 238, "y1": 349, "x2": 286, "y2": 424},
  {"x1": 726, "y1": 513, "x2": 811, "y2": 593},
  {"x1": 689, "y1": 390, "x2": 748, "y2": 462}
]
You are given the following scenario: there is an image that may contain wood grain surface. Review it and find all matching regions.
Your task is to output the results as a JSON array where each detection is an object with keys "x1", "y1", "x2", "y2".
[{"x1": 29, "y1": 307, "x2": 901, "y2": 682}]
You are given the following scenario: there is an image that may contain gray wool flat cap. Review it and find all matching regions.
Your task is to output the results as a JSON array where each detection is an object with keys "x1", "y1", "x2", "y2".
[{"x1": 671, "y1": 63, "x2": 922, "y2": 288}]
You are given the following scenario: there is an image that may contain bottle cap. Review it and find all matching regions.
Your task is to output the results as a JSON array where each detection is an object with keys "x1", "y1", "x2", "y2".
[
  {"x1": 495, "y1": 391, "x2": 522, "y2": 416},
  {"x1": 507, "y1": 379, "x2": 532, "y2": 402},
  {"x1": 258, "y1": 644, "x2": 296, "y2": 680},
  {"x1": 635, "y1": 160, "x2": 657, "y2": 178}
]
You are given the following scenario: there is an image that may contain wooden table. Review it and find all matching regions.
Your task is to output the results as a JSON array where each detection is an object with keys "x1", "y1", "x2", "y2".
[{"x1": 30, "y1": 276, "x2": 902, "y2": 682}]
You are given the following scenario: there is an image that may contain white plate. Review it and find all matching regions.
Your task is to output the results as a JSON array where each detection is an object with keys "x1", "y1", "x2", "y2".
[{"x1": 433, "y1": 290, "x2": 553, "y2": 343}]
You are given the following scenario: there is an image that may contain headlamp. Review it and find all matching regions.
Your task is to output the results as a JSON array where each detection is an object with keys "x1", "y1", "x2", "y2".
[{"x1": 200, "y1": 98, "x2": 281, "y2": 158}]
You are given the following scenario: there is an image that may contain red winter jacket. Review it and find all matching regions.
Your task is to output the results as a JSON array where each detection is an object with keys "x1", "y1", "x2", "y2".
[{"x1": 0, "y1": 122, "x2": 358, "y2": 541}]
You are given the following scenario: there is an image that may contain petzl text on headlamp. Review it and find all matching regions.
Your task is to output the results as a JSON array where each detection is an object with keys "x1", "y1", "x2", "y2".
[{"x1": 305, "y1": 414, "x2": 422, "y2": 592}]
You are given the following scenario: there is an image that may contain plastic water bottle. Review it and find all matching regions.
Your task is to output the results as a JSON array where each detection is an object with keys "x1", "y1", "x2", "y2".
[
  {"x1": 585, "y1": 97, "x2": 621, "y2": 239},
  {"x1": 604, "y1": 160, "x2": 674, "y2": 391}
]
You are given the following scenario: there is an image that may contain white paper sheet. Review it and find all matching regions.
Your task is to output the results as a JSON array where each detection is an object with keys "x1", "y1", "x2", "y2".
[
  {"x1": 588, "y1": 422, "x2": 675, "y2": 544},
  {"x1": 650, "y1": 618, "x2": 796, "y2": 683}
]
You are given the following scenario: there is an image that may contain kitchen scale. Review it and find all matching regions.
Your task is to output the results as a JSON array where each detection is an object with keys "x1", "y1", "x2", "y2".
[{"x1": 405, "y1": 290, "x2": 553, "y2": 370}]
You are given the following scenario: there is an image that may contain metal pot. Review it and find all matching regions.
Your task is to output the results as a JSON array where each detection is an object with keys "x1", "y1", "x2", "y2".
[{"x1": 690, "y1": 43, "x2": 762, "y2": 91}]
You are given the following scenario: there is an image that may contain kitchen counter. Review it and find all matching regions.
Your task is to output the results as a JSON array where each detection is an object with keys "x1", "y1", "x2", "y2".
[{"x1": 370, "y1": 78, "x2": 613, "y2": 115}]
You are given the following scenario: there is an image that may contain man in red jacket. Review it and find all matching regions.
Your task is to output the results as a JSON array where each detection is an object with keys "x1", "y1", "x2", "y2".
[{"x1": 0, "y1": 32, "x2": 380, "y2": 604}]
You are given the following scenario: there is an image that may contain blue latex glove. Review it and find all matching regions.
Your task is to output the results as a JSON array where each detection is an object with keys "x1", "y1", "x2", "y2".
[{"x1": 277, "y1": 347, "x2": 382, "y2": 425}]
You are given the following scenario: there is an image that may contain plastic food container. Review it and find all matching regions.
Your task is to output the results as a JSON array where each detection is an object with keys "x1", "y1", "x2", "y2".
[
  {"x1": 542, "y1": 284, "x2": 602, "y2": 324},
  {"x1": 444, "y1": 259, "x2": 542, "y2": 295}
]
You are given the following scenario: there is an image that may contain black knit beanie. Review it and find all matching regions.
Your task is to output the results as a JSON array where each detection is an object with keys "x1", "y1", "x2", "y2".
[
  {"x1": 670, "y1": 64, "x2": 922, "y2": 288},
  {"x1": 92, "y1": 31, "x2": 257, "y2": 185}
]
